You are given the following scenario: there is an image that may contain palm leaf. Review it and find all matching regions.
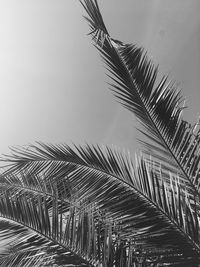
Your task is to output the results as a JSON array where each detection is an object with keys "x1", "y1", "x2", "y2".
[
  {"x1": 0, "y1": 1, "x2": 200, "y2": 265},
  {"x1": 0, "y1": 194, "x2": 97, "y2": 266},
  {"x1": 1, "y1": 143, "x2": 200, "y2": 265},
  {"x1": 80, "y1": 0, "x2": 200, "y2": 200}
]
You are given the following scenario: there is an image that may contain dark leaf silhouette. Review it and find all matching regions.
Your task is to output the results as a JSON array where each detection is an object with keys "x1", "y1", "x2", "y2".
[{"x1": 0, "y1": 0, "x2": 199, "y2": 266}]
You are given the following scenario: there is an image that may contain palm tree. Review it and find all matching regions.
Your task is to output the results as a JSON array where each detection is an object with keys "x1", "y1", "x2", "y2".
[{"x1": 0, "y1": 0, "x2": 199, "y2": 266}]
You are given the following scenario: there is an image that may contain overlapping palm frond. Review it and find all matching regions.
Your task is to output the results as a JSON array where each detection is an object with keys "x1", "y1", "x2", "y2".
[
  {"x1": 80, "y1": 0, "x2": 200, "y2": 200},
  {"x1": 1, "y1": 143, "x2": 200, "y2": 265},
  {"x1": 0, "y1": 221, "x2": 54, "y2": 267},
  {"x1": 0, "y1": 1, "x2": 199, "y2": 266},
  {"x1": 0, "y1": 161, "x2": 74, "y2": 202},
  {"x1": 0, "y1": 183, "x2": 97, "y2": 266}
]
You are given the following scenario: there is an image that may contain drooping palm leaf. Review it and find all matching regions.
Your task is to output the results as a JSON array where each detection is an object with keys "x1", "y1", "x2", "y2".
[
  {"x1": 0, "y1": 192, "x2": 98, "y2": 266},
  {"x1": 0, "y1": 1, "x2": 200, "y2": 265},
  {"x1": 1, "y1": 143, "x2": 200, "y2": 265},
  {"x1": 80, "y1": 0, "x2": 200, "y2": 200}
]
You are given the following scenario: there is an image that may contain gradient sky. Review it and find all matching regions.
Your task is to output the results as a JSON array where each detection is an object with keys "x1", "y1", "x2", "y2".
[{"x1": 0, "y1": 0, "x2": 200, "y2": 157}]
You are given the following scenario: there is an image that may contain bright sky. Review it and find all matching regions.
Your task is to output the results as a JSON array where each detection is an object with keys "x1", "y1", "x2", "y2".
[{"x1": 0, "y1": 0, "x2": 199, "y2": 156}]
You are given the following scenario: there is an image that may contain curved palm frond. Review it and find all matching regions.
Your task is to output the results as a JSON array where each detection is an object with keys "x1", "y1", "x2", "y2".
[
  {"x1": 0, "y1": 192, "x2": 97, "y2": 266},
  {"x1": 1, "y1": 143, "x2": 200, "y2": 265},
  {"x1": 80, "y1": 0, "x2": 200, "y2": 200},
  {"x1": 0, "y1": 1, "x2": 199, "y2": 266},
  {"x1": 0, "y1": 219, "x2": 56, "y2": 266},
  {"x1": 0, "y1": 224, "x2": 91, "y2": 267}
]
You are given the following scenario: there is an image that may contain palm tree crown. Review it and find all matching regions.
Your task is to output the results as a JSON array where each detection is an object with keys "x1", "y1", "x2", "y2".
[{"x1": 0, "y1": 1, "x2": 199, "y2": 266}]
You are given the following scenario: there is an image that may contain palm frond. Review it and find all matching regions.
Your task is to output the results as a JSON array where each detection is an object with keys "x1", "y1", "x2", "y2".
[
  {"x1": 0, "y1": 1, "x2": 200, "y2": 265},
  {"x1": 1, "y1": 143, "x2": 200, "y2": 265},
  {"x1": 80, "y1": 0, "x2": 200, "y2": 200},
  {"x1": 0, "y1": 194, "x2": 96, "y2": 266}
]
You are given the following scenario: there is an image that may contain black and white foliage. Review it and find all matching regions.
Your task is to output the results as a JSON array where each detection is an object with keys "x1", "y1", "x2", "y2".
[{"x1": 0, "y1": 1, "x2": 199, "y2": 266}]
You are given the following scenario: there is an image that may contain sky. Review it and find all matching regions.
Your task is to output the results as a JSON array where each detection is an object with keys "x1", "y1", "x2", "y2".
[{"x1": 0, "y1": 0, "x2": 200, "y2": 157}]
